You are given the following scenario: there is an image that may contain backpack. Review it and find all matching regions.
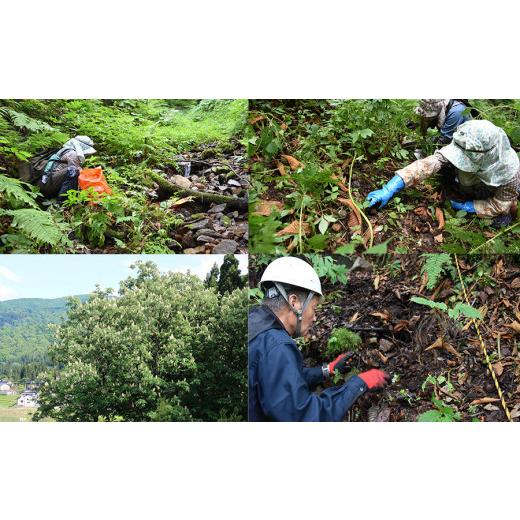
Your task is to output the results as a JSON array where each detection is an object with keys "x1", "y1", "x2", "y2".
[
  {"x1": 27, "y1": 147, "x2": 67, "y2": 183},
  {"x1": 448, "y1": 99, "x2": 480, "y2": 118}
]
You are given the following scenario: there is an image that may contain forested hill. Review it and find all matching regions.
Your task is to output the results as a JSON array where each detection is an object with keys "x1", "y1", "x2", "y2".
[{"x1": 0, "y1": 296, "x2": 87, "y2": 379}]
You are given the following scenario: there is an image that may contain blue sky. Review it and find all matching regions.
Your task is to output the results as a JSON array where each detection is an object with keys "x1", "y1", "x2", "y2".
[{"x1": 0, "y1": 255, "x2": 248, "y2": 301}]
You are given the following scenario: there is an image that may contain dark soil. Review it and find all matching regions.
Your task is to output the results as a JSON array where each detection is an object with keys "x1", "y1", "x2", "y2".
[{"x1": 257, "y1": 254, "x2": 520, "y2": 422}]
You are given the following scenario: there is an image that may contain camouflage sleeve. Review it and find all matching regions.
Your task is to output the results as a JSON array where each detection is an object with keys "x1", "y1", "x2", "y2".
[
  {"x1": 397, "y1": 151, "x2": 448, "y2": 187},
  {"x1": 473, "y1": 172, "x2": 520, "y2": 218}
]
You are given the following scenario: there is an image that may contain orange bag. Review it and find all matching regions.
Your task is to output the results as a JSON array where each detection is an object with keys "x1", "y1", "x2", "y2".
[{"x1": 79, "y1": 167, "x2": 112, "y2": 196}]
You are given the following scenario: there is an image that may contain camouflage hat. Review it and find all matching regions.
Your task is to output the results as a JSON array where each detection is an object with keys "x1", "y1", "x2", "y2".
[
  {"x1": 415, "y1": 99, "x2": 450, "y2": 127},
  {"x1": 440, "y1": 120, "x2": 519, "y2": 186}
]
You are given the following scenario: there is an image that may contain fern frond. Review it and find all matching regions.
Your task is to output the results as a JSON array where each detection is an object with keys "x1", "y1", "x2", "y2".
[
  {"x1": 0, "y1": 107, "x2": 54, "y2": 133},
  {"x1": 0, "y1": 208, "x2": 66, "y2": 245},
  {"x1": 421, "y1": 253, "x2": 452, "y2": 290},
  {"x1": 0, "y1": 174, "x2": 39, "y2": 208}
]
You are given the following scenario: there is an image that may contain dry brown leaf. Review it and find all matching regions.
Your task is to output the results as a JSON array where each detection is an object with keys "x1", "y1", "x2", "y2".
[
  {"x1": 275, "y1": 221, "x2": 310, "y2": 237},
  {"x1": 470, "y1": 397, "x2": 500, "y2": 405},
  {"x1": 511, "y1": 277, "x2": 520, "y2": 289},
  {"x1": 435, "y1": 207, "x2": 445, "y2": 230},
  {"x1": 413, "y1": 206, "x2": 429, "y2": 217},
  {"x1": 349, "y1": 312, "x2": 360, "y2": 323},
  {"x1": 393, "y1": 320, "x2": 409, "y2": 332},
  {"x1": 434, "y1": 233, "x2": 444, "y2": 243},
  {"x1": 280, "y1": 122, "x2": 288, "y2": 130},
  {"x1": 171, "y1": 196, "x2": 194, "y2": 206},
  {"x1": 370, "y1": 310, "x2": 391, "y2": 322},
  {"x1": 274, "y1": 160, "x2": 287, "y2": 176},
  {"x1": 373, "y1": 275, "x2": 380, "y2": 290},
  {"x1": 281, "y1": 154, "x2": 303, "y2": 170},
  {"x1": 255, "y1": 200, "x2": 284, "y2": 216},
  {"x1": 376, "y1": 351, "x2": 389, "y2": 364},
  {"x1": 506, "y1": 321, "x2": 520, "y2": 334},
  {"x1": 331, "y1": 223, "x2": 342, "y2": 232},
  {"x1": 248, "y1": 114, "x2": 265, "y2": 125},
  {"x1": 493, "y1": 361, "x2": 504, "y2": 377},
  {"x1": 425, "y1": 337, "x2": 443, "y2": 351}
]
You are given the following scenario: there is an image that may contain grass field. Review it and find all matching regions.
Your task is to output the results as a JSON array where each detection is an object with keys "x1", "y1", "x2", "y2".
[{"x1": 0, "y1": 393, "x2": 36, "y2": 422}]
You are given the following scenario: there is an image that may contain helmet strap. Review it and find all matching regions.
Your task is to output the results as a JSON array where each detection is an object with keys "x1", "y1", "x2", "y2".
[{"x1": 273, "y1": 282, "x2": 314, "y2": 338}]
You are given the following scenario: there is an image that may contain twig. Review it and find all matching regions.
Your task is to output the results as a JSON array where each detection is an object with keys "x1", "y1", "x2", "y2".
[{"x1": 347, "y1": 153, "x2": 374, "y2": 249}]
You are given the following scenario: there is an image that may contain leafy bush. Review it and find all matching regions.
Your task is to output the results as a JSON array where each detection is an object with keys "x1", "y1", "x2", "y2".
[{"x1": 325, "y1": 327, "x2": 362, "y2": 357}]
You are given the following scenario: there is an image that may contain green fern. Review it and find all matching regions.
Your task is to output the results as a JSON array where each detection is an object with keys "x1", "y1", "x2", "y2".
[
  {"x1": 410, "y1": 296, "x2": 482, "y2": 321},
  {"x1": 0, "y1": 107, "x2": 54, "y2": 133},
  {"x1": 0, "y1": 208, "x2": 67, "y2": 246},
  {"x1": 0, "y1": 174, "x2": 39, "y2": 208},
  {"x1": 421, "y1": 253, "x2": 453, "y2": 290}
]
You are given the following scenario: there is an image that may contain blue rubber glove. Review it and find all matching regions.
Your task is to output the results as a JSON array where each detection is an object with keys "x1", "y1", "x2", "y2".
[
  {"x1": 366, "y1": 174, "x2": 405, "y2": 208},
  {"x1": 450, "y1": 200, "x2": 476, "y2": 213}
]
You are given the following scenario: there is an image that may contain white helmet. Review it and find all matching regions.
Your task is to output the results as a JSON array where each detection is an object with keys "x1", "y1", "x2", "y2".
[{"x1": 260, "y1": 257, "x2": 322, "y2": 295}]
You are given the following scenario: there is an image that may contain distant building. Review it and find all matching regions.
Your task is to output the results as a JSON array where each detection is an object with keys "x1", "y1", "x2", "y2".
[
  {"x1": 17, "y1": 390, "x2": 38, "y2": 408},
  {"x1": 0, "y1": 380, "x2": 16, "y2": 395}
]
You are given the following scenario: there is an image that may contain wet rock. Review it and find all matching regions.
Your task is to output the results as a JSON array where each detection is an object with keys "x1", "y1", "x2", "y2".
[
  {"x1": 227, "y1": 179, "x2": 241, "y2": 187},
  {"x1": 209, "y1": 203, "x2": 227, "y2": 214},
  {"x1": 213, "y1": 239, "x2": 238, "y2": 254},
  {"x1": 194, "y1": 228, "x2": 219, "y2": 238},
  {"x1": 197, "y1": 235, "x2": 218, "y2": 244},
  {"x1": 171, "y1": 175, "x2": 192, "y2": 189},
  {"x1": 187, "y1": 219, "x2": 210, "y2": 230}
]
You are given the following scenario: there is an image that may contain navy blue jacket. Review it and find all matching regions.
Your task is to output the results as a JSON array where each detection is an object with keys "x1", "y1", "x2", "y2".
[
  {"x1": 440, "y1": 101, "x2": 470, "y2": 140},
  {"x1": 248, "y1": 305, "x2": 367, "y2": 422}
]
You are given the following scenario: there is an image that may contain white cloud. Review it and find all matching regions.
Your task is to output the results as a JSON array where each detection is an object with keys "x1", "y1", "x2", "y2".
[
  {"x1": 0, "y1": 266, "x2": 21, "y2": 282},
  {"x1": 0, "y1": 284, "x2": 18, "y2": 301}
]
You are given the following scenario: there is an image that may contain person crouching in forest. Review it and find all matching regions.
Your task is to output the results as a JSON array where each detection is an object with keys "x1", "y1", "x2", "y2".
[
  {"x1": 24, "y1": 136, "x2": 96, "y2": 204},
  {"x1": 366, "y1": 120, "x2": 520, "y2": 228},
  {"x1": 414, "y1": 99, "x2": 472, "y2": 144},
  {"x1": 248, "y1": 256, "x2": 389, "y2": 422}
]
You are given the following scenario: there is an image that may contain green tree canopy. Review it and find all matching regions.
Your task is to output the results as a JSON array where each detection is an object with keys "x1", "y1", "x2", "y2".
[{"x1": 34, "y1": 262, "x2": 247, "y2": 422}]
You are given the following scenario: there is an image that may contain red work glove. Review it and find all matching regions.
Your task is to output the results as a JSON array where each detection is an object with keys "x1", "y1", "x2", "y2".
[
  {"x1": 359, "y1": 369, "x2": 390, "y2": 390},
  {"x1": 327, "y1": 352, "x2": 355, "y2": 375}
]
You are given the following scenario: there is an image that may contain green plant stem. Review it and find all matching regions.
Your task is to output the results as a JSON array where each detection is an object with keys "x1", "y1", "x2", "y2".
[
  {"x1": 347, "y1": 153, "x2": 374, "y2": 249},
  {"x1": 468, "y1": 220, "x2": 520, "y2": 254}
]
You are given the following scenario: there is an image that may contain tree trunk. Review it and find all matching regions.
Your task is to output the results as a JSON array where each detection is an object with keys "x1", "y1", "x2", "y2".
[{"x1": 149, "y1": 171, "x2": 247, "y2": 212}]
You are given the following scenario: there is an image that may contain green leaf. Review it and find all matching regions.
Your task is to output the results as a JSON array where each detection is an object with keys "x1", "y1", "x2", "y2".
[{"x1": 365, "y1": 240, "x2": 390, "y2": 255}]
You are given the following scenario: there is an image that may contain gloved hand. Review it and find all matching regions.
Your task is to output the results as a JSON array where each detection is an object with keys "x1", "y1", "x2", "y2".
[
  {"x1": 359, "y1": 369, "x2": 390, "y2": 390},
  {"x1": 327, "y1": 352, "x2": 355, "y2": 375},
  {"x1": 366, "y1": 174, "x2": 405, "y2": 209},
  {"x1": 450, "y1": 200, "x2": 476, "y2": 213}
]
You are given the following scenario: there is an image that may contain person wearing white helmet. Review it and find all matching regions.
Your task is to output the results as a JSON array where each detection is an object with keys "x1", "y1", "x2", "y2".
[
  {"x1": 366, "y1": 120, "x2": 520, "y2": 227},
  {"x1": 248, "y1": 256, "x2": 390, "y2": 422},
  {"x1": 35, "y1": 136, "x2": 97, "y2": 202}
]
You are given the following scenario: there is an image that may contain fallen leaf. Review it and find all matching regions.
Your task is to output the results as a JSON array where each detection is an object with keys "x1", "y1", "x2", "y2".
[
  {"x1": 510, "y1": 277, "x2": 520, "y2": 289},
  {"x1": 433, "y1": 233, "x2": 444, "y2": 243},
  {"x1": 255, "y1": 200, "x2": 284, "y2": 216},
  {"x1": 393, "y1": 320, "x2": 409, "y2": 332},
  {"x1": 281, "y1": 154, "x2": 303, "y2": 170},
  {"x1": 370, "y1": 310, "x2": 391, "y2": 322},
  {"x1": 280, "y1": 122, "x2": 288, "y2": 130},
  {"x1": 435, "y1": 207, "x2": 445, "y2": 230},
  {"x1": 248, "y1": 114, "x2": 265, "y2": 125},
  {"x1": 506, "y1": 321, "x2": 520, "y2": 334},
  {"x1": 275, "y1": 221, "x2": 310, "y2": 237},
  {"x1": 413, "y1": 206, "x2": 429, "y2": 217},
  {"x1": 425, "y1": 337, "x2": 462, "y2": 358},
  {"x1": 483, "y1": 404, "x2": 500, "y2": 412},
  {"x1": 349, "y1": 312, "x2": 360, "y2": 323},
  {"x1": 171, "y1": 196, "x2": 194, "y2": 206},
  {"x1": 373, "y1": 275, "x2": 380, "y2": 290},
  {"x1": 338, "y1": 198, "x2": 362, "y2": 230},
  {"x1": 376, "y1": 351, "x2": 389, "y2": 364},
  {"x1": 470, "y1": 397, "x2": 501, "y2": 405},
  {"x1": 493, "y1": 361, "x2": 504, "y2": 377},
  {"x1": 274, "y1": 160, "x2": 287, "y2": 176}
]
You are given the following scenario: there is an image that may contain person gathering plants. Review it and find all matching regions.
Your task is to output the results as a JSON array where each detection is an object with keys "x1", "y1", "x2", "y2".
[
  {"x1": 248, "y1": 256, "x2": 390, "y2": 421},
  {"x1": 412, "y1": 99, "x2": 472, "y2": 145},
  {"x1": 366, "y1": 119, "x2": 520, "y2": 228}
]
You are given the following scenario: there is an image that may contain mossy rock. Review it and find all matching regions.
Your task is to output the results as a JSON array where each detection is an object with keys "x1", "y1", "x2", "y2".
[{"x1": 325, "y1": 327, "x2": 362, "y2": 357}]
